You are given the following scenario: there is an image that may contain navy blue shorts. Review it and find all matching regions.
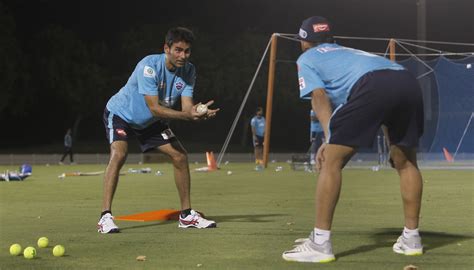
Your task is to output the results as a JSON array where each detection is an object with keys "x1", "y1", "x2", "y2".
[
  {"x1": 254, "y1": 135, "x2": 264, "y2": 147},
  {"x1": 103, "y1": 109, "x2": 176, "y2": 152},
  {"x1": 328, "y1": 69, "x2": 424, "y2": 148}
]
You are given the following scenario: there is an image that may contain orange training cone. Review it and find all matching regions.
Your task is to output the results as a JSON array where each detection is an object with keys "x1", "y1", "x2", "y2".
[
  {"x1": 206, "y1": 151, "x2": 218, "y2": 171},
  {"x1": 442, "y1": 147, "x2": 454, "y2": 162}
]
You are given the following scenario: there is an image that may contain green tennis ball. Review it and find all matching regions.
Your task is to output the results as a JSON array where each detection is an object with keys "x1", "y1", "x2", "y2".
[
  {"x1": 23, "y1": 246, "x2": 36, "y2": 259},
  {"x1": 37, "y1": 237, "x2": 49, "y2": 248},
  {"x1": 53, "y1": 245, "x2": 65, "y2": 257},
  {"x1": 9, "y1": 244, "x2": 22, "y2": 256}
]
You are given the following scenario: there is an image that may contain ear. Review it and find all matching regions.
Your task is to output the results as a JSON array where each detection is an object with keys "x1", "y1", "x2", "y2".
[{"x1": 164, "y1": 44, "x2": 170, "y2": 53}]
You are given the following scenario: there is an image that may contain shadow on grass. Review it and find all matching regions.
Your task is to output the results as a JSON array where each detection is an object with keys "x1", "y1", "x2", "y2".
[
  {"x1": 120, "y1": 221, "x2": 172, "y2": 231},
  {"x1": 337, "y1": 228, "x2": 473, "y2": 259},
  {"x1": 119, "y1": 213, "x2": 286, "y2": 231},
  {"x1": 212, "y1": 213, "x2": 287, "y2": 223}
]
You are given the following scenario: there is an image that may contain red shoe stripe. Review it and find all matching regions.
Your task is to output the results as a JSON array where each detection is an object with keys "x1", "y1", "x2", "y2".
[{"x1": 180, "y1": 218, "x2": 199, "y2": 225}]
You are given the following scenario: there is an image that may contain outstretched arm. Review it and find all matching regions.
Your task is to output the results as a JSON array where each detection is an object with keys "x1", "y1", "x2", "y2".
[{"x1": 145, "y1": 95, "x2": 202, "y2": 121}]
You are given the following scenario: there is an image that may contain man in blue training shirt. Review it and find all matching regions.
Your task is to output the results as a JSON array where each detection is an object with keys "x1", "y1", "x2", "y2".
[
  {"x1": 250, "y1": 107, "x2": 265, "y2": 165},
  {"x1": 309, "y1": 110, "x2": 324, "y2": 165},
  {"x1": 98, "y1": 27, "x2": 219, "y2": 233},
  {"x1": 282, "y1": 16, "x2": 424, "y2": 263}
]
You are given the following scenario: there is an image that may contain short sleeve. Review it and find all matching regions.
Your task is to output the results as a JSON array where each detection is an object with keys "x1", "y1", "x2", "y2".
[
  {"x1": 297, "y1": 59, "x2": 325, "y2": 99},
  {"x1": 138, "y1": 65, "x2": 158, "y2": 96},
  {"x1": 250, "y1": 118, "x2": 256, "y2": 127}
]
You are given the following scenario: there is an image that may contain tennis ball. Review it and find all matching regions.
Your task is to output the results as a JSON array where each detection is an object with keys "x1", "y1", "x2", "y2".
[
  {"x1": 53, "y1": 245, "x2": 65, "y2": 257},
  {"x1": 23, "y1": 247, "x2": 36, "y2": 259},
  {"x1": 9, "y1": 244, "x2": 22, "y2": 256},
  {"x1": 196, "y1": 104, "x2": 208, "y2": 114},
  {"x1": 37, "y1": 237, "x2": 49, "y2": 248}
]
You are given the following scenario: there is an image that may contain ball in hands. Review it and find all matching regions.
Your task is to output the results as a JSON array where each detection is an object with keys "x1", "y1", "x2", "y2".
[{"x1": 196, "y1": 104, "x2": 208, "y2": 114}]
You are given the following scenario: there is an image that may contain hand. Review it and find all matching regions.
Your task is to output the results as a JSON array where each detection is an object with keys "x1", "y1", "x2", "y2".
[
  {"x1": 191, "y1": 100, "x2": 220, "y2": 121},
  {"x1": 315, "y1": 143, "x2": 327, "y2": 172}
]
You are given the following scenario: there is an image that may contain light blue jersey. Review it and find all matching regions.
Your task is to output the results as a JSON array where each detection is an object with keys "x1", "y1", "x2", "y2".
[
  {"x1": 310, "y1": 110, "x2": 323, "y2": 133},
  {"x1": 297, "y1": 43, "x2": 404, "y2": 107},
  {"x1": 250, "y1": 116, "x2": 265, "y2": 137},
  {"x1": 106, "y1": 54, "x2": 195, "y2": 129}
]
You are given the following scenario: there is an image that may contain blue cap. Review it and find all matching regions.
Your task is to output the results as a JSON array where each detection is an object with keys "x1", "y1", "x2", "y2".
[{"x1": 297, "y1": 16, "x2": 333, "y2": 42}]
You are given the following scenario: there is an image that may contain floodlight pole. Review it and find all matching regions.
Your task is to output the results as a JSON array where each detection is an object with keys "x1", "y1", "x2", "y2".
[{"x1": 263, "y1": 34, "x2": 278, "y2": 168}]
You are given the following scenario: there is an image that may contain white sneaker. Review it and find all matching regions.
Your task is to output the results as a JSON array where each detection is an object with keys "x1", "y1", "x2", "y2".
[
  {"x1": 282, "y1": 232, "x2": 335, "y2": 263},
  {"x1": 97, "y1": 213, "x2": 120, "y2": 234},
  {"x1": 393, "y1": 235, "x2": 423, "y2": 255},
  {"x1": 178, "y1": 210, "x2": 217, "y2": 229}
]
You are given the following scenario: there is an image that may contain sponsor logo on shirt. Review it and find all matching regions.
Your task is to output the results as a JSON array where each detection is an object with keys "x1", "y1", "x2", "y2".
[
  {"x1": 116, "y1": 129, "x2": 127, "y2": 137},
  {"x1": 313, "y1": 23, "x2": 330, "y2": 33},
  {"x1": 175, "y1": 81, "x2": 184, "y2": 90},
  {"x1": 299, "y1": 77, "x2": 306, "y2": 90},
  {"x1": 143, "y1": 66, "x2": 156, "y2": 78}
]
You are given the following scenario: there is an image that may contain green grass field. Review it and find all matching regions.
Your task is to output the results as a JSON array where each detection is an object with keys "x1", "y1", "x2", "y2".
[{"x1": 1, "y1": 162, "x2": 473, "y2": 269}]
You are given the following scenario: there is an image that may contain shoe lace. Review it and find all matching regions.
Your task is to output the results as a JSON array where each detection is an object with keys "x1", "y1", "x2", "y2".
[
  {"x1": 289, "y1": 241, "x2": 314, "y2": 252},
  {"x1": 100, "y1": 214, "x2": 114, "y2": 224}
]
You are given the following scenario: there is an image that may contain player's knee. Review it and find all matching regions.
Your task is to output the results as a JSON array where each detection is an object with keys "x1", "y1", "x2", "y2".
[
  {"x1": 171, "y1": 151, "x2": 188, "y2": 165},
  {"x1": 390, "y1": 146, "x2": 417, "y2": 170},
  {"x1": 110, "y1": 150, "x2": 127, "y2": 163}
]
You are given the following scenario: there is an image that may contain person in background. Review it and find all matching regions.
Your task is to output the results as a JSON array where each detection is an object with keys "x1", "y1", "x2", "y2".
[
  {"x1": 250, "y1": 107, "x2": 265, "y2": 165},
  {"x1": 59, "y1": 128, "x2": 74, "y2": 165}
]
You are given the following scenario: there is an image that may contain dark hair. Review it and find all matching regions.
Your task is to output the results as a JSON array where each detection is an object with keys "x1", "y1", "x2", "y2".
[{"x1": 165, "y1": 27, "x2": 195, "y2": 47}]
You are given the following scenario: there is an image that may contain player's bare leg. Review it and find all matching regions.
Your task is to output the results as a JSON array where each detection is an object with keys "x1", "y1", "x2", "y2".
[
  {"x1": 282, "y1": 144, "x2": 355, "y2": 263},
  {"x1": 390, "y1": 145, "x2": 424, "y2": 255},
  {"x1": 98, "y1": 140, "x2": 127, "y2": 233},
  {"x1": 158, "y1": 140, "x2": 191, "y2": 210},
  {"x1": 391, "y1": 145, "x2": 423, "y2": 229},
  {"x1": 315, "y1": 144, "x2": 356, "y2": 230},
  {"x1": 158, "y1": 140, "x2": 216, "y2": 228},
  {"x1": 102, "y1": 141, "x2": 128, "y2": 212}
]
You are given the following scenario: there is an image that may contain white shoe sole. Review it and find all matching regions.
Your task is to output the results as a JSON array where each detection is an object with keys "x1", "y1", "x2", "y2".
[
  {"x1": 282, "y1": 253, "x2": 335, "y2": 263},
  {"x1": 393, "y1": 244, "x2": 423, "y2": 256},
  {"x1": 178, "y1": 223, "x2": 217, "y2": 229}
]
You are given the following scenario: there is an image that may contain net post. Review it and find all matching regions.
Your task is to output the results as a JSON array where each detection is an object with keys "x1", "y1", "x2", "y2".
[
  {"x1": 389, "y1": 38, "x2": 396, "y2": 61},
  {"x1": 263, "y1": 34, "x2": 278, "y2": 168}
]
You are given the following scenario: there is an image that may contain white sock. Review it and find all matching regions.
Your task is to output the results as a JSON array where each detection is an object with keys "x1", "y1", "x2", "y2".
[
  {"x1": 313, "y1": 228, "x2": 331, "y2": 244},
  {"x1": 403, "y1": 227, "x2": 420, "y2": 238}
]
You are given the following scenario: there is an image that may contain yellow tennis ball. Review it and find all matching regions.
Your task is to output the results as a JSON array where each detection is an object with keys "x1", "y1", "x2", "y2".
[
  {"x1": 9, "y1": 244, "x2": 22, "y2": 256},
  {"x1": 37, "y1": 237, "x2": 49, "y2": 248},
  {"x1": 53, "y1": 245, "x2": 65, "y2": 257},
  {"x1": 23, "y1": 246, "x2": 36, "y2": 259}
]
